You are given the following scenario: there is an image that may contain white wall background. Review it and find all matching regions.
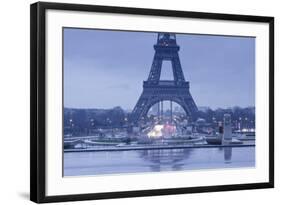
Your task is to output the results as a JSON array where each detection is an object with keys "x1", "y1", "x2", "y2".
[{"x1": 0, "y1": 0, "x2": 279, "y2": 204}]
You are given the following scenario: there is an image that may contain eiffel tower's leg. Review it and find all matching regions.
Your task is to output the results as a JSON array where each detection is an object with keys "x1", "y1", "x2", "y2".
[
  {"x1": 130, "y1": 93, "x2": 148, "y2": 123},
  {"x1": 182, "y1": 96, "x2": 198, "y2": 120},
  {"x1": 170, "y1": 101, "x2": 173, "y2": 122},
  {"x1": 172, "y1": 54, "x2": 186, "y2": 83},
  {"x1": 147, "y1": 54, "x2": 162, "y2": 83},
  {"x1": 160, "y1": 100, "x2": 163, "y2": 120},
  {"x1": 158, "y1": 102, "x2": 160, "y2": 120}
]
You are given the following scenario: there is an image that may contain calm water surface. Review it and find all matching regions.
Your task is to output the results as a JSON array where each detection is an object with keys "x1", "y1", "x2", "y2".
[{"x1": 64, "y1": 147, "x2": 255, "y2": 176}]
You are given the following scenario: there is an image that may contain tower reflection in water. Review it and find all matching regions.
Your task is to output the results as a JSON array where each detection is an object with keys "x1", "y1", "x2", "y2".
[
  {"x1": 138, "y1": 147, "x2": 233, "y2": 172},
  {"x1": 138, "y1": 149, "x2": 192, "y2": 172},
  {"x1": 224, "y1": 147, "x2": 232, "y2": 163}
]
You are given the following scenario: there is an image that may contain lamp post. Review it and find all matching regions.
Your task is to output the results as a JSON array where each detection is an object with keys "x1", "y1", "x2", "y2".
[
  {"x1": 106, "y1": 118, "x2": 113, "y2": 137},
  {"x1": 90, "y1": 119, "x2": 94, "y2": 135}
]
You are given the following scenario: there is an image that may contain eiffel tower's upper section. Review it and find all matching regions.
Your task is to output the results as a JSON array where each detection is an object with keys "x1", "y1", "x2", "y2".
[
  {"x1": 154, "y1": 33, "x2": 179, "y2": 52},
  {"x1": 146, "y1": 33, "x2": 186, "y2": 85}
]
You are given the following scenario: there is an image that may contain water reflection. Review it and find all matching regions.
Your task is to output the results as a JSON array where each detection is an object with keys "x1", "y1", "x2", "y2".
[
  {"x1": 138, "y1": 147, "x2": 234, "y2": 171},
  {"x1": 138, "y1": 148, "x2": 193, "y2": 171},
  {"x1": 217, "y1": 147, "x2": 233, "y2": 163},
  {"x1": 224, "y1": 147, "x2": 232, "y2": 163},
  {"x1": 64, "y1": 147, "x2": 254, "y2": 176}
]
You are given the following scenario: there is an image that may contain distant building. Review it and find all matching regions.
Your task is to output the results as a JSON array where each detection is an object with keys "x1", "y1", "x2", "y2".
[
  {"x1": 198, "y1": 106, "x2": 211, "y2": 112},
  {"x1": 195, "y1": 118, "x2": 213, "y2": 134}
]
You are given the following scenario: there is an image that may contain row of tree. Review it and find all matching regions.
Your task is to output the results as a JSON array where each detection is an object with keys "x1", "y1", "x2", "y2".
[
  {"x1": 64, "y1": 107, "x2": 127, "y2": 136},
  {"x1": 64, "y1": 106, "x2": 255, "y2": 136},
  {"x1": 197, "y1": 106, "x2": 255, "y2": 123}
]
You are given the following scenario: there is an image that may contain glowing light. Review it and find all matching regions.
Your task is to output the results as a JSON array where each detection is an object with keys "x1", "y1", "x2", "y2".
[
  {"x1": 163, "y1": 124, "x2": 176, "y2": 136},
  {"x1": 147, "y1": 124, "x2": 164, "y2": 138},
  {"x1": 241, "y1": 128, "x2": 255, "y2": 132}
]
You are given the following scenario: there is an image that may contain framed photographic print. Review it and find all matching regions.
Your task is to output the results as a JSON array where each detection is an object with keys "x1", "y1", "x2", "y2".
[{"x1": 30, "y1": 2, "x2": 274, "y2": 203}]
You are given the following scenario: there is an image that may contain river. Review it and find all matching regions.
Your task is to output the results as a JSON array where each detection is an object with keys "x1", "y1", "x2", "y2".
[{"x1": 64, "y1": 146, "x2": 255, "y2": 176}]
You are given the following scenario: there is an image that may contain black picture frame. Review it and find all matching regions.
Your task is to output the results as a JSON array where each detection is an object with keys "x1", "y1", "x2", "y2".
[{"x1": 30, "y1": 1, "x2": 274, "y2": 203}]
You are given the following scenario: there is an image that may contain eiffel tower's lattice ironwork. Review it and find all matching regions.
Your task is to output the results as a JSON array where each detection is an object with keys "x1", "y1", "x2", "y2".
[{"x1": 130, "y1": 33, "x2": 198, "y2": 123}]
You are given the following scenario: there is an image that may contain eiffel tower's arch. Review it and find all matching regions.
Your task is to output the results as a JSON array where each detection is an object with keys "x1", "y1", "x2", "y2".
[
  {"x1": 142, "y1": 98, "x2": 194, "y2": 120},
  {"x1": 131, "y1": 33, "x2": 198, "y2": 123}
]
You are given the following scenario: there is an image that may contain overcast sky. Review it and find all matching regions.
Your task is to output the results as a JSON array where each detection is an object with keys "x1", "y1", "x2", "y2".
[{"x1": 64, "y1": 28, "x2": 255, "y2": 110}]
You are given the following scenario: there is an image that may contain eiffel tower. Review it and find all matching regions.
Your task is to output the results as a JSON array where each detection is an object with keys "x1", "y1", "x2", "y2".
[{"x1": 130, "y1": 33, "x2": 198, "y2": 123}]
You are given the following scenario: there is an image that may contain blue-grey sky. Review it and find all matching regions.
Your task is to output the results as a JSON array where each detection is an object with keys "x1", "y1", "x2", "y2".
[{"x1": 64, "y1": 28, "x2": 255, "y2": 110}]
